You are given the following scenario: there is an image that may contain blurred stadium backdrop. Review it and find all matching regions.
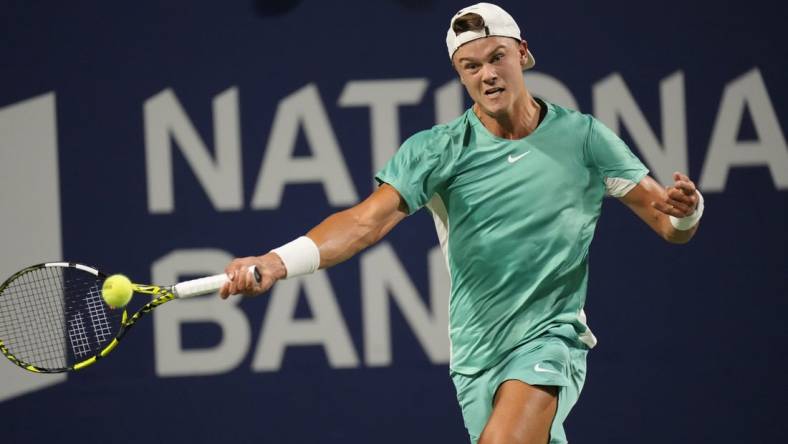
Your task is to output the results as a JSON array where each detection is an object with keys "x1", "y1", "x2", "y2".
[{"x1": 1, "y1": 0, "x2": 786, "y2": 442}]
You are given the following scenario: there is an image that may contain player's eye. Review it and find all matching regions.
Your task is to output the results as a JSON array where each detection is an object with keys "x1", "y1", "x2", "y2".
[
  {"x1": 464, "y1": 63, "x2": 479, "y2": 71},
  {"x1": 491, "y1": 53, "x2": 504, "y2": 63}
]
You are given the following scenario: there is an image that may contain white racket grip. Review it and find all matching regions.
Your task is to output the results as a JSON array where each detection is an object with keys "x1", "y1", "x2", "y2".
[{"x1": 173, "y1": 265, "x2": 259, "y2": 299}]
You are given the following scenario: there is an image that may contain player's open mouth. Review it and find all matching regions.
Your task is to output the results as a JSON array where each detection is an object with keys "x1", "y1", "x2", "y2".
[{"x1": 484, "y1": 87, "x2": 505, "y2": 98}]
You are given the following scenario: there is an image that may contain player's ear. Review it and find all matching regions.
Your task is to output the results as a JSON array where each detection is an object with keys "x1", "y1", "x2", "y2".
[{"x1": 518, "y1": 40, "x2": 529, "y2": 68}]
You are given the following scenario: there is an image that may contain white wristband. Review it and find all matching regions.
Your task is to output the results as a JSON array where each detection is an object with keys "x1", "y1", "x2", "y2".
[
  {"x1": 271, "y1": 236, "x2": 320, "y2": 279},
  {"x1": 669, "y1": 191, "x2": 704, "y2": 231}
]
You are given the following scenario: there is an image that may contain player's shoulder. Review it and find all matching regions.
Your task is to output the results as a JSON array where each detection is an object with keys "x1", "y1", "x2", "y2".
[
  {"x1": 542, "y1": 100, "x2": 594, "y2": 129},
  {"x1": 403, "y1": 109, "x2": 475, "y2": 152}
]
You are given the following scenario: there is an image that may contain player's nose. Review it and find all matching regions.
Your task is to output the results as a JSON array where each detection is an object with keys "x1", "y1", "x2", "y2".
[{"x1": 480, "y1": 66, "x2": 498, "y2": 84}]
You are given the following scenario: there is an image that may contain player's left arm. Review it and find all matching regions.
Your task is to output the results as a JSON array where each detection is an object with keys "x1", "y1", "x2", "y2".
[{"x1": 618, "y1": 172, "x2": 703, "y2": 244}]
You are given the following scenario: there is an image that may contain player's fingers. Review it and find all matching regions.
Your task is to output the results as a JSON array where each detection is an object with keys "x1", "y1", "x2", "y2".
[
  {"x1": 233, "y1": 259, "x2": 252, "y2": 281},
  {"x1": 670, "y1": 187, "x2": 699, "y2": 211},
  {"x1": 675, "y1": 181, "x2": 696, "y2": 196},
  {"x1": 667, "y1": 187, "x2": 693, "y2": 205},
  {"x1": 652, "y1": 200, "x2": 683, "y2": 217},
  {"x1": 227, "y1": 268, "x2": 239, "y2": 288},
  {"x1": 234, "y1": 265, "x2": 257, "y2": 296},
  {"x1": 243, "y1": 268, "x2": 257, "y2": 294},
  {"x1": 219, "y1": 282, "x2": 231, "y2": 299},
  {"x1": 686, "y1": 181, "x2": 697, "y2": 197},
  {"x1": 667, "y1": 198, "x2": 692, "y2": 215},
  {"x1": 671, "y1": 171, "x2": 695, "y2": 192},
  {"x1": 253, "y1": 267, "x2": 267, "y2": 293},
  {"x1": 652, "y1": 200, "x2": 670, "y2": 214},
  {"x1": 225, "y1": 258, "x2": 245, "y2": 279},
  {"x1": 225, "y1": 262, "x2": 240, "y2": 283}
]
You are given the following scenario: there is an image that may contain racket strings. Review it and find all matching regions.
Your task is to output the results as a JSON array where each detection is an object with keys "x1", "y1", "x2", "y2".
[
  {"x1": 0, "y1": 266, "x2": 122, "y2": 370},
  {"x1": 36, "y1": 267, "x2": 70, "y2": 365},
  {"x1": 0, "y1": 267, "x2": 68, "y2": 369}
]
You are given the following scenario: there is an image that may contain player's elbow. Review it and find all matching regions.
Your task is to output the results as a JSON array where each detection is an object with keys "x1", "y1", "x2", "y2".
[
  {"x1": 662, "y1": 226, "x2": 696, "y2": 244},
  {"x1": 664, "y1": 234, "x2": 690, "y2": 245}
]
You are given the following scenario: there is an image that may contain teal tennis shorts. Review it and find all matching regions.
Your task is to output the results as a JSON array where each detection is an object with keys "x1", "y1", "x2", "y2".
[{"x1": 450, "y1": 333, "x2": 588, "y2": 444}]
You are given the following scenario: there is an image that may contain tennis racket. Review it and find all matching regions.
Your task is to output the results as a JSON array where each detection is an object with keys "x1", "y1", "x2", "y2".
[{"x1": 0, "y1": 261, "x2": 259, "y2": 373}]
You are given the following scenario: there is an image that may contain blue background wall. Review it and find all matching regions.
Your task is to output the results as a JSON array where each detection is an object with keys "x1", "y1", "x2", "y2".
[{"x1": 1, "y1": 0, "x2": 786, "y2": 442}]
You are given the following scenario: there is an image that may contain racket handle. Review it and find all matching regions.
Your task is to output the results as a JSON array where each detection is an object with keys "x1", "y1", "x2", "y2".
[{"x1": 173, "y1": 265, "x2": 261, "y2": 299}]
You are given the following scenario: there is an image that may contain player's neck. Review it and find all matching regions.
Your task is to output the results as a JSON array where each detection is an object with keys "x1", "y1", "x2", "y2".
[{"x1": 473, "y1": 91, "x2": 541, "y2": 140}]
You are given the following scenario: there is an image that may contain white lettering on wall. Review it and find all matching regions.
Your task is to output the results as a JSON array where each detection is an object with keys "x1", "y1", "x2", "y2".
[
  {"x1": 144, "y1": 88, "x2": 242, "y2": 213},
  {"x1": 361, "y1": 243, "x2": 450, "y2": 366},
  {"x1": 339, "y1": 79, "x2": 428, "y2": 177},
  {"x1": 251, "y1": 83, "x2": 358, "y2": 208},
  {"x1": 700, "y1": 68, "x2": 788, "y2": 191},
  {"x1": 252, "y1": 271, "x2": 359, "y2": 371},
  {"x1": 0, "y1": 93, "x2": 67, "y2": 401}
]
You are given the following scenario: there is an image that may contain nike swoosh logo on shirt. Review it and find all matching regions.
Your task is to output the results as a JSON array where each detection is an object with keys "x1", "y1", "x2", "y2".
[
  {"x1": 507, "y1": 151, "x2": 531, "y2": 163},
  {"x1": 534, "y1": 363, "x2": 561, "y2": 374}
]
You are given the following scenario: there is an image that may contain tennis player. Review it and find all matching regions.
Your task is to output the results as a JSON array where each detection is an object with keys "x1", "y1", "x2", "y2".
[{"x1": 220, "y1": 3, "x2": 704, "y2": 443}]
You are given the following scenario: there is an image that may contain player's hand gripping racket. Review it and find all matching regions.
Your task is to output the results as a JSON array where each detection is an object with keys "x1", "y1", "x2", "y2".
[{"x1": 0, "y1": 262, "x2": 260, "y2": 373}]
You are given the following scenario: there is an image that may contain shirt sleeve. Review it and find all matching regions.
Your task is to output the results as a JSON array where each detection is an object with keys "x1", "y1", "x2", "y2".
[
  {"x1": 374, "y1": 128, "x2": 455, "y2": 215},
  {"x1": 585, "y1": 117, "x2": 649, "y2": 197}
]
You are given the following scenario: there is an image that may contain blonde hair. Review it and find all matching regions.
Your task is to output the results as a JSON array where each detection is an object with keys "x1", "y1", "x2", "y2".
[{"x1": 452, "y1": 12, "x2": 486, "y2": 35}]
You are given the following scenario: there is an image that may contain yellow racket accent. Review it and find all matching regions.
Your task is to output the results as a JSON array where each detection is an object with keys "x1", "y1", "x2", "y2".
[
  {"x1": 100, "y1": 339, "x2": 120, "y2": 357},
  {"x1": 74, "y1": 357, "x2": 97, "y2": 370}
]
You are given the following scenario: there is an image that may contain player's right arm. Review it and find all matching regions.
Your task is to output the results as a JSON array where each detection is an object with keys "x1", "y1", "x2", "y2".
[{"x1": 219, "y1": 184, "x2": 408, "y2": 298}]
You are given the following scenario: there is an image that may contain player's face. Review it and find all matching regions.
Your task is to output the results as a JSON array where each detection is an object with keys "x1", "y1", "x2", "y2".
[{"x1": 453, "y1": 37, "x2": 529, "y2": 118}]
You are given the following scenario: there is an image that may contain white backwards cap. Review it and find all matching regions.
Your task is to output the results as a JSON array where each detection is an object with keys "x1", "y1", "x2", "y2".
[{"x1": 446, "y1": 2, "x2": 535, "y2": 70}]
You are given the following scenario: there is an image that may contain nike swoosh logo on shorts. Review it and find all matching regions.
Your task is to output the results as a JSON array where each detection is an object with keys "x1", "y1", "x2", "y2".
[
  {"x1": 507, "y1": 151, "x2": 531, "y2": 163},
  {"x1": 534, "y1": 363, "x2": 561, "y2": 374}
]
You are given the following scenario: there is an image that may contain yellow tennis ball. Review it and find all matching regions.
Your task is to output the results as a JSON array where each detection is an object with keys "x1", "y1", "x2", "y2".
[{"x1": 102, "y1": 274, "x2": 133, "y2": 308}]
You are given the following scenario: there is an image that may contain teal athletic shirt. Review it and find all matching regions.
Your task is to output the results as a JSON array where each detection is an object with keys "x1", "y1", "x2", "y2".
[{"x1": 375, "y1": 99, "x2": 649, "y2": 375}]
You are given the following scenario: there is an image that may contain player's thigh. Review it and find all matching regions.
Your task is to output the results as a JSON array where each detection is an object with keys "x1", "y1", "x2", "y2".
[
  {"x1": 478, "y1": 380, "x2": 557, "y2": 444},
  {"x1": 452, "y1": 334, "x2": 587, "y2": 444}
]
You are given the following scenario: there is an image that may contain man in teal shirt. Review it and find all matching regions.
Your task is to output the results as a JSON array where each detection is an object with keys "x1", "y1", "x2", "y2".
[{"x1": 221, "y1": 3, "x2": 704, "y2": 443}]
